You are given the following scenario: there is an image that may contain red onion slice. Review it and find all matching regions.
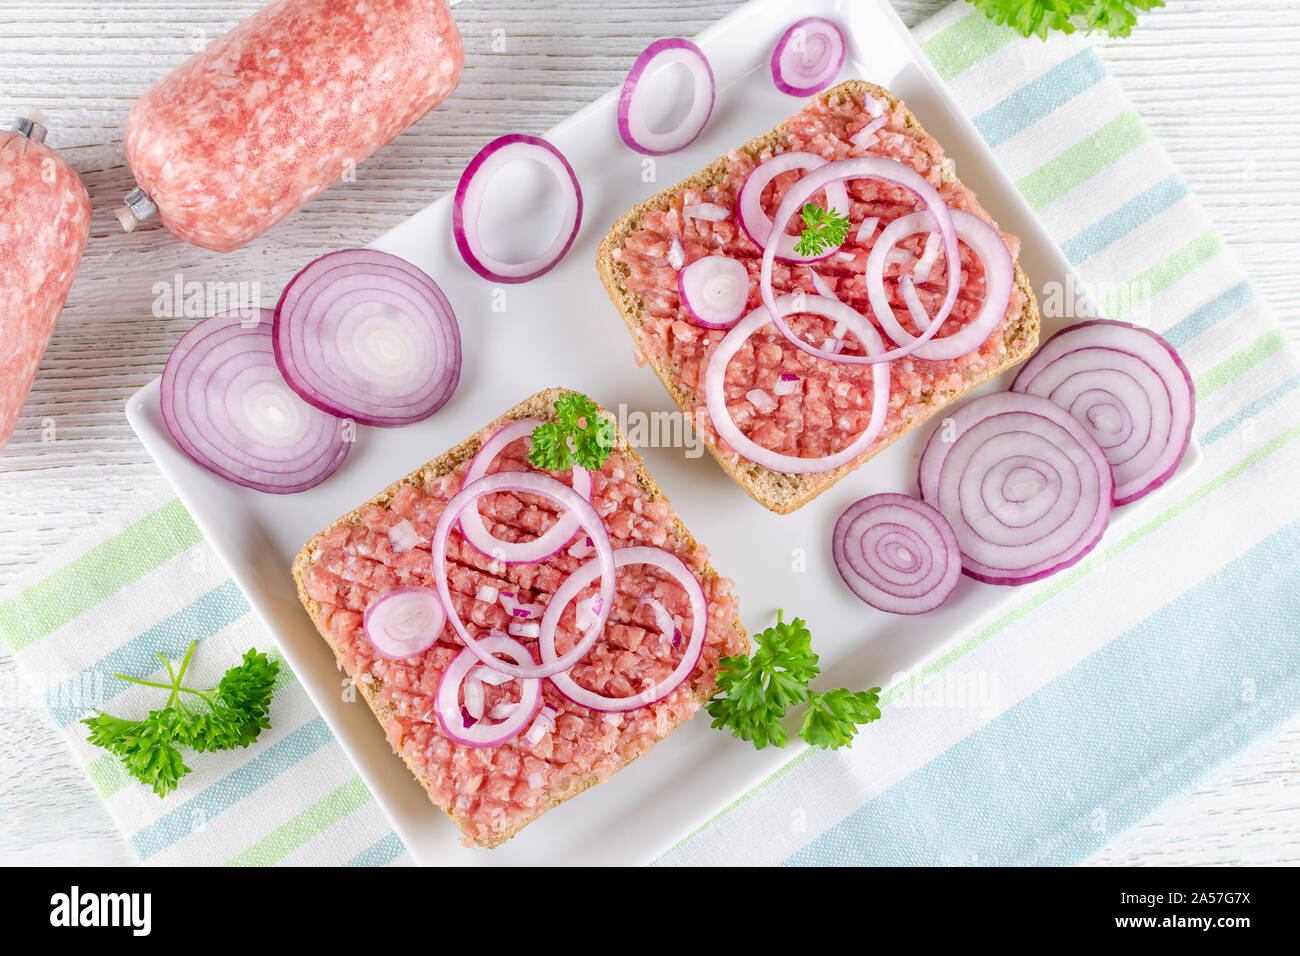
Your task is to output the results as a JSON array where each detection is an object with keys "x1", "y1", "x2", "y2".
[
  {"x1": 272, "y1": 249, "x2": 461, "y2": 426},
  {"x1": 1012, "y1": 320, "x2": 1195, "y2": 505},
  {"x1": 738, "y1": 152, "x2": 851, "y2": 263},
  {"x1": 618, "y1": 38, "x2": 716, "y2": 155},
  {"x1": 704, "y1": 294, "x2": 890, "y2": 473},
  {"x1": 363, "y1": 587, "x2": 446, "y2": 660},
  {"x1": 641, "y1": 596, "x2": 682, "y2": 648},
  {"x1": 160, "y1": 308, "x2": 352, "y2": 494},
  {"x1": 770, "y1": 17, "x2": 846, "y2": 97},
  {"x1": 435, "y1": 634, "x2": 543, "y2": 748},
  {"x1": 458, "y1": 418, "x2": 593, "y2": 563},
  {"x1": 918, "y1": 392, "x2": 1114, "y2": 585},
  {"x1": 677, "y1": 255, "x2": 750, "y2": 328},
  {"x1": 432, "y1": 472, "x2": 616, "y2": 680},
  {"x1": 452, "y1": 134, "x2": 583, "y2": 283},
  {"x1": 759, "y1": 157, "x2": 962, "y2": 365},
  {"x1": 539, "y1": 546, "x2": 707, "y2": 712},
  {"x1": 867, "y1": 209, "x2": 1014, "y2": 360},
  {"x1": 832, "y1": 494, "x2": 962, "y2": 614}
]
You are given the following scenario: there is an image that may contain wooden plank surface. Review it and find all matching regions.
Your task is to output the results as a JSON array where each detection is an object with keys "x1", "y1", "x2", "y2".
[{"x1": 0, "y1": 0, "x2": 1296, "y2": 866}]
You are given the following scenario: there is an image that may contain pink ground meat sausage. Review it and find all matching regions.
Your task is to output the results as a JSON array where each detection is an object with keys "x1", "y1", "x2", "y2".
[
  {"x1": 0, "y1": 123, "x2": 91, "y2": 453},
  {"x1": 123, "y1": 0, "x2": 464, "y2": 252}
]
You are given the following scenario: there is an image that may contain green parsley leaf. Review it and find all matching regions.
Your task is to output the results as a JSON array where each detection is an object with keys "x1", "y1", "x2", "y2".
[
  {"x1": 792, "y1": 203, "x2": 852, "y2": 258},
  {"x1": 965, "y1": 0, "x2": 1163, "y2": 40},
  {"x1": 706, "y1": 610, "x2": 821, "y2": 749},
  {"x1": 82, "y1": 641, "x2": 281, "y2": 797},
  {"x1": 84, "y1": 708, "x2": 191, "y2": 798},
  {"x1": 799, "y1": 687, "x2": 882, "y2": 750},
  {"x1": 707, "y1": 611, "x2": 884, "y2": 752},
  {"x1": 527, "y1": 391, "x2": 615, "y2": 472}
]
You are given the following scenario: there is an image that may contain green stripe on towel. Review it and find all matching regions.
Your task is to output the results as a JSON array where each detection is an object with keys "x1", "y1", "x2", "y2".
[
  {"x1": 1102, "y1": 231, "x2": 1225, "y2": 318},
  {"x1": 0, "y1": 499, "x2": 202, "y2": 652},
  {"x1": 224, "y1": 777, "x2": 372, "y2": 867},
  {"x1": 922, "y1": 9, "x2": 1019, "y2": 82},
  {"x1": 1016, "y1": 113, "x2": 1150, "y2": 211}
]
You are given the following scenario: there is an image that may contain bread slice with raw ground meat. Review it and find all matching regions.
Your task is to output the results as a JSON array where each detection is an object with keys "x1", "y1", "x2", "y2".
[
  {"x1": 291, "y1": 387, "x2": 748, "y2": 848},
  {"x1": 596, "y1": 79, "x2": 1040, "y2": 514}
]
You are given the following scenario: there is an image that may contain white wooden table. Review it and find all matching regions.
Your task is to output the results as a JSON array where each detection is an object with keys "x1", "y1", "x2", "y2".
[{"x1": 1, "y1": 0, "x2": 1297, "y2": 867}]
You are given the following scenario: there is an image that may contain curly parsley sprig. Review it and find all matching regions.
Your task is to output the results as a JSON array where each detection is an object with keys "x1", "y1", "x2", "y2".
[
  {"x1": 528, "y1": 391, "x2": 616, "y2": 473},
  {"x1": 706, "y1": 611, "x2": 882, "y2": 751},
  {"x1": 966, "y1": 0, "x2": 1164, "y2": 39},
  {"x1": 83, "y1": 642, "x2": 280, "y2": 797},
  {"x1": 792, "y1": 204, "x2": 852, "y2": 259}
]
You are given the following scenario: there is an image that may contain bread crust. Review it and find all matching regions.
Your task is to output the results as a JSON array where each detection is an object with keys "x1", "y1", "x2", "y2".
[
  {"x1": 596, "y1": 79, "x2": 1041, "y2": 514},
  {"x1": 290, "y1": 387, "x2": 748, "y2": 848}
]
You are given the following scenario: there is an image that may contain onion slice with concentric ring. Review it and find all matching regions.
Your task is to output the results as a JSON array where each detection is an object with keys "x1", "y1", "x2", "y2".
[
  {"x1": 539, "y1": 546, "x2": 707, "y2": 712},
  {"x1": 704, "y1": 293, "x2": 890, "y2": 474},
  {"x1": 617, "y1": 38, "x2": 716, "y2": 155},
  {"x1": 918, "y1": 391, "x2": 1114, "y2": 585},
  {"x1": 677, "y1": 255, "x2": 750, "y2": 328},
  {"x1": 458, "y1": 418, "x2": 593, "y2": 563},
  {"x1": 161, "y1": 308, "x2": 352, "y2": 494},
  {"x1": 272, "y1": 249, "x2": 461, "y2": 426},
  {"x1": 432, "y1": 472, "x2": 616, "y2": 680},
  {"x1": 435, "y1": 634, "x2": 543, "y2": 748},
  {"x1": 1011, "y1": 320, "x2": 1195, "y2": 506},
  {"x1": 770, "y1": 17, "x2": 846, "y2": 97},
  {"x1": 452, "y1": 134, "x2": 584, "y2": 283},
  {"x1": 832, "y1": 494, "x2": 961, "y2": 614},
  {"x1": 363, "y1": 587, "x2": 446, "y2": 660}
]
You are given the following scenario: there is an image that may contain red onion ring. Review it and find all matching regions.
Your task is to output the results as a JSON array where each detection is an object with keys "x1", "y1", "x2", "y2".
[
  {"x1": 272, "y1": 249, "x2": 461, "y2": 426},
  {"x1": 770, "y1": 17, "x2": 846, "y2": 97},
  {"x1": 759, "y1": 157, "x2": 962, "y2": 365},
  {"x1": 867, "y1": 209, "x2": 1014, "y2": 360},
  {"x1": 161, "y1": 308, "x2": 351, "y2": 494},
  {"x1": 458, "y1": 418, "x2": 594, "y2": 563},
  {"x1": 738, "y1": 152, "x2": 851, "y2": 263},
  {"x1": 435, "y1": 633, "x2": 542, "y2": 748},
  {"x1": 1012, "y1": 320, "x2": 1195, "y2": 505},
  {"x1": 677, "y1": 255, "x2": 750, "y2": 328},
  {"x1": 363, "y1": 586, "x2": 446, "y2": 660},
  {"x1": 617, "y1": 38, "x2": 716, "y2": 155},
  {"x1": 538, "y1": 546, "x2": 707, "y2": 712},
  {"x1": 452, "y1": 134, "x2": 583, "y2": 283},
  {"x1": 704, "y1": 293, "x2": 890, "y2": 474},
  {"x1": 918, "y1": 391, "x2": 1114, "y2": 585},
  {"x1": 832, "y1": 494, "x2": 961, "y2": 614},
  {"x1": 431, "y1": 472, "x2": 616, "y2": 680}
]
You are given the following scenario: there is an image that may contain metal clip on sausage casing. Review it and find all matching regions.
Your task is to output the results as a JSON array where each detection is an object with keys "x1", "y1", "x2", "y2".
[
  {"x1": 116, "y1": 186, "x2": 158, "y2": 233},
  {"x1": 11, "y1": 117, "x2": 48, "y2": 143}
]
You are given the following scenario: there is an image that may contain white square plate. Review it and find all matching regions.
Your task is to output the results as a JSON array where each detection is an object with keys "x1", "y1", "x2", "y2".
[{"x1": 126, "y1": 0, "x2": 1199, "y2": 865}]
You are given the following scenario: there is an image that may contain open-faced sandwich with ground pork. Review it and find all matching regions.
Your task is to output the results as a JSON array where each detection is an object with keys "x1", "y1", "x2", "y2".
[
  {"x1": 598, "y1": 79, "x2": 1041, "y2": 513},
  {"x1": 291, "y1": 388, "x2": 747, "y2": 847}
]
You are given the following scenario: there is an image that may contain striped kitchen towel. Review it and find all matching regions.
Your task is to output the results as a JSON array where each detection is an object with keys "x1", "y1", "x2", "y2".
[
  {"x1": 3, "y1": 2, "x2": 1298, "y2": 868},
  {"x1": 0, "y1": 488, "x2": 409, "y2": 866},
  {"x1": 656, "y1": 3, "x2": 1300, "y2": 865}
]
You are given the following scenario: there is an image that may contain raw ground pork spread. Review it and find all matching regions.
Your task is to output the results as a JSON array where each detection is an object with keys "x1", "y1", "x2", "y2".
[
  {"x1": 613, "y1": 86, "x2": 1028, "y2": 464},
  {"x1": 297, "y1": 424, "x2": 744, "y2": 846}
]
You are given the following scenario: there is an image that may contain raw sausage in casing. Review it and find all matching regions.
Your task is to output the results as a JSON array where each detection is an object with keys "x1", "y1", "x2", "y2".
[
  {"x1": 122, "y1": 0, "x2": 464, "y2": 252},
  {"x1": 0, "y1": 121, "x2": 92, "y2": 454}
]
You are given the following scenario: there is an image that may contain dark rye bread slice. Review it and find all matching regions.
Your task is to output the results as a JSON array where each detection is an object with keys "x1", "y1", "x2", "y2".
[
  {"x1": 596, "y1": 79, "x2": 1040, "y2": 514},
  {"x1": 290, "y1": 387, "x2": 748, "y2": 848}
]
